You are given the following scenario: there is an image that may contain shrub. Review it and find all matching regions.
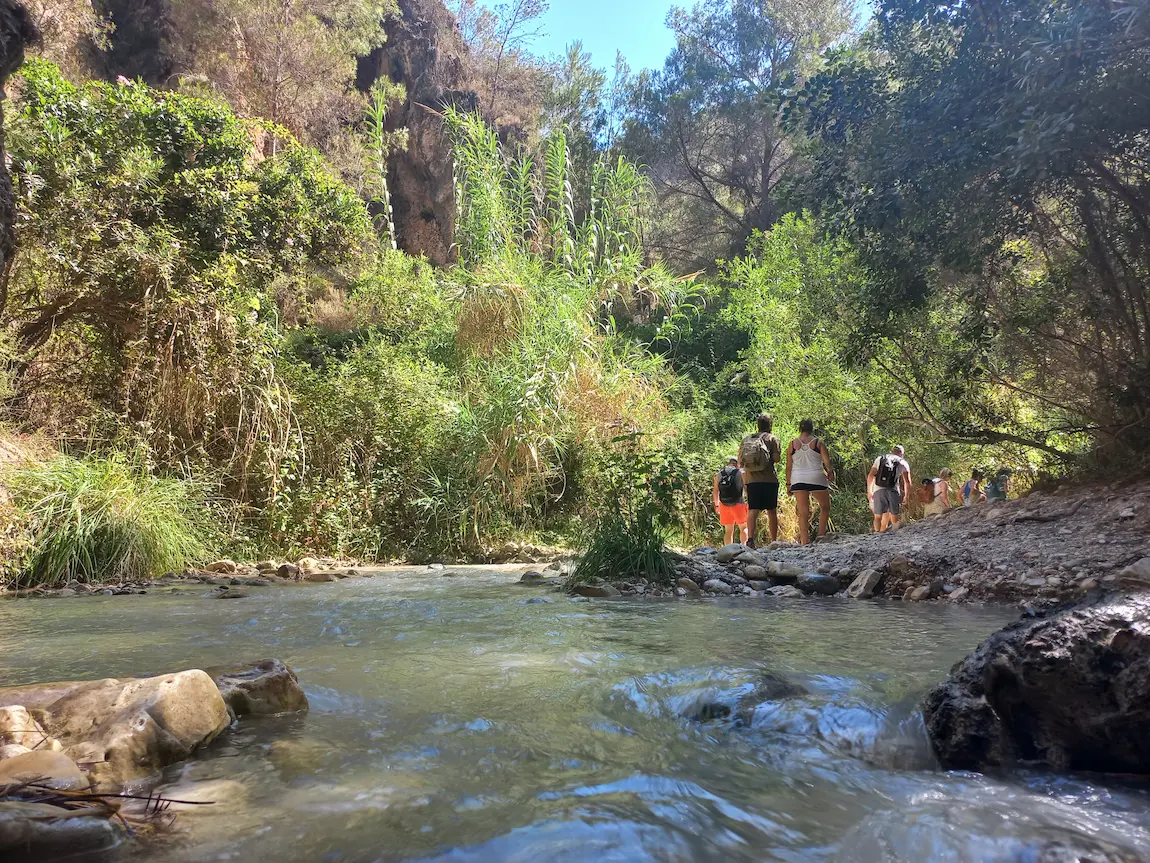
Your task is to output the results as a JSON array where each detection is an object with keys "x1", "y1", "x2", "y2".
[
  {"x1": 568, "y1": 433, "x2": 687, "y2": 587},
  {"x1": 5, "y1": 455, "x2": 217, "y2": 588}
]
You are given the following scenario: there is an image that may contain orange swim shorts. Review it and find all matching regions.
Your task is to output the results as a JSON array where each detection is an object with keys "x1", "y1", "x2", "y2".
[{"x1": 717, "y1": 502, "x2": 748, "y2": 527}]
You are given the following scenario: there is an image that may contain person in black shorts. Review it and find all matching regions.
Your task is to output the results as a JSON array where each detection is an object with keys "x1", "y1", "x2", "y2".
[{"x1": 738, "y1": 413, "x2": 782, "y2": 547}]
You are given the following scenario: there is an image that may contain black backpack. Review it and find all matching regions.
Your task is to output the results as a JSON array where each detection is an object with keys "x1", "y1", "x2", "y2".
[
  {"x1": 717, "y1": 465, "x2": 744, "y2": 505},
  {"x1": 875, "y1": 454, "x2": 899, "y2": 489}
]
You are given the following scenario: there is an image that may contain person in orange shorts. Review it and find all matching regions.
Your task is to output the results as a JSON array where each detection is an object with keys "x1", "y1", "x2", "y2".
[{"x1": 713, "y1": 455, "x2": 749, "y2": 545}]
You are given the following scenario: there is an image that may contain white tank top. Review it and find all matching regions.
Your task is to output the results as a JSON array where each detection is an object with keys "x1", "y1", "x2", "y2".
[{"x1": 790, "y1": 438, "x2": 827, "y2": 486}]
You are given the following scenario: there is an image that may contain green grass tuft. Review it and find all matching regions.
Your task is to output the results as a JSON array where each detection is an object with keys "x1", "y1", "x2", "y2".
[{"x1": 5, "y1": 454, "x2": 216, "y2": 588}]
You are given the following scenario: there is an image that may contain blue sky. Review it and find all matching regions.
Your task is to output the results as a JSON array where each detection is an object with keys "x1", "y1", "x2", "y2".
[
  {"x1": 529, "y1": 0, "x2": 875, "y2": 74},
  {"x1": 531, "y1": 0, "x2": 679, "y2": 73}
]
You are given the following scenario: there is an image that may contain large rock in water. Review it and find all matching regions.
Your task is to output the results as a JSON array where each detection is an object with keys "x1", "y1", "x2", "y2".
[
  {"x1": 0, "y1": 671, "x2": 229, "y2": 788},
  {"x1": 0, "y1": 801, "x2": 123, "y2": 862},
  {"x1": 206, "y1": 659, "x2": 309, "y2": 717},
  {"x1": 923, "y1": 593, "x2": 1150, "y2": 773},
  {"x1": 796, "y1": 573, "x2": 840, "y2": 596}
]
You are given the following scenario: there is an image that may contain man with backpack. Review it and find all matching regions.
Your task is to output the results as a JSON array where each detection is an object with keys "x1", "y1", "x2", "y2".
[
  {"x1": 738, "y1": 413, "x2": 782, "y2": 547},
  {"x1": 867, "y1": 445, "x2": 911, "y2": 532},
  {"x1": 713, "y1": 455, "x2": 748, "y2": 546}
]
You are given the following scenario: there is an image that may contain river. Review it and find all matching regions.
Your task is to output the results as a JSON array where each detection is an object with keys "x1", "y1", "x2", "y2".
[{"x1": 3, "y1": 568, "x2": 1150, "y2": 861}]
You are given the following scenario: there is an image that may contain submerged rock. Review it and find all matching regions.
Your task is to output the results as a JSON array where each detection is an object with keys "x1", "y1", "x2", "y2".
[
  {"x1": 517, "y1": 571, "x2": 546, "y2": 585},
  {"x1": 0, "y1": 801, "x2": 123, "y2": 862},
  {"x1": 923, "y1": 592, "x2": 1150, "y2": 773},
  {"x1": 796, "y1": 573, "x2": 840, "y2": 596},
  {"x1": 207, "y1": 659, "x2": 308, "y2": 717}
]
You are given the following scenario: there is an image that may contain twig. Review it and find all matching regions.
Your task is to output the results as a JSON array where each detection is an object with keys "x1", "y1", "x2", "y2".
[{"x1": 1010, "y1": 498, "x2": 1088, "y2": 524}]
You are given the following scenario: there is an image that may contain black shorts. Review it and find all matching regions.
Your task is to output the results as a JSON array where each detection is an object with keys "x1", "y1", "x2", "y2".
[
  {"x1": 791, "y1": 483, "x2": 829, "y2": 492},
  {"x1": 745, "y1": 482, "x2": 779, "y2": 511}
]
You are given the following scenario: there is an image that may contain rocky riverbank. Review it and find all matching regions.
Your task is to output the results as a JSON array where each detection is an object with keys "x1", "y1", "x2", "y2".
[
  {"x1": 0, "y1": 659, "x2": 307, "y2": 859},
  {"x1": 572, "y1": 479, "x2": 1150, "y2": 607}
]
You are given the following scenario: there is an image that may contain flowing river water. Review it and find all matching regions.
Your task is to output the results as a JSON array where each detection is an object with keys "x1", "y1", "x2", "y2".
[{"x1": 3, "y1": 567, "x2": 1150, "y2": 862}]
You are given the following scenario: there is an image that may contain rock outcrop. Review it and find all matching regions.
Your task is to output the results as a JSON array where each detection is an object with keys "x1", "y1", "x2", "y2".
[
  {"x1": 923, "y1": 592, "x2": 1150, "y2": 773},
  {"x1": 357, "y1": 0, "x2": 466, "y2": 265}
]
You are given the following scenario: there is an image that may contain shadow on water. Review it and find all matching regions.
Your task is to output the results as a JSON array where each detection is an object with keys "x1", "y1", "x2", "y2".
[{"x1": 2, "y1": 573, "x2": 1150, "y2": 861}]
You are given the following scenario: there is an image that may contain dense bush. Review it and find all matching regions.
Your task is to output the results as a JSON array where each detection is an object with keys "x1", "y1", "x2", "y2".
[{"x1": 4, "y1": 455, "x2": 216, "y2": 587}]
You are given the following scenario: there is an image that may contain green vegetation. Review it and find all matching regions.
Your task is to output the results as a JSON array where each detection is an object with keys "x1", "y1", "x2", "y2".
[
  {"x1": 4, "y1": 455, "x2": 215, "y2": 588},
  {"x1": 1, "y1": 0, "x2": 1145, "y2": 585}
]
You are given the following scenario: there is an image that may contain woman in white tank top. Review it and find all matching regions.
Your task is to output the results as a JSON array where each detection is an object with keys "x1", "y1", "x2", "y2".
[{"x1": 785, "y1": 418, "x2": 835, "y2": 545}]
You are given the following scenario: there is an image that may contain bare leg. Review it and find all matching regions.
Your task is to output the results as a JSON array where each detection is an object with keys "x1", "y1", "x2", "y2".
[
  {"x1": 747, "y1": 509, "x2": 761, "y2": 546},
  {"x1": 724, "y1": 523, "x2": 734, "y2": 545},
  {"x1": 795, "y1": 491, "x2": 812, "y2": 545},
  {"x1": 766, "y1": 509, "x2": 778, "y2": 544},
  {"x1": 872, "y1": 511, "x2": 881, "y2": 532},
  {"x1": 814, "y1": 490, "x2": 831, "y2": 537}
]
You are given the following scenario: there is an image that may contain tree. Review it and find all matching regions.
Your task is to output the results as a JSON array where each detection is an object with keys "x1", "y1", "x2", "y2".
[
  {"x1": 790, "y1": 0, "x2": 1150, "y2": 457},
  {"x1": 622, "y1": 0, "x2": 853, "y2": 269},
  {"x1": 165, "y1": 0, "x2": 396, "y2": 153},
  {"x1": 448, "y1": 0, "x2": 551, "y2": 138}
]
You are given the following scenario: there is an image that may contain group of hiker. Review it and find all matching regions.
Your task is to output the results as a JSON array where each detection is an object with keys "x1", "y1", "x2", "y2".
[{"x1": 713, "y1": 414, "x2": 1014, "y2": 546}]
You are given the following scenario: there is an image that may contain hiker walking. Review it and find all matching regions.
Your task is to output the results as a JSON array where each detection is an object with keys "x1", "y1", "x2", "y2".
[
  {"x1": 738, "y1": 413, "x2": 782, "y2": 548},
  {"x1": 985, "y1": 467, "x2": 1012, "y2": 502},
  {"x1": 919, "y1": 467, "x2": 956, "y2": 516},
  {"x1": 867, "y1": 445, "x2": 911, "y2": 532},
  {"x1": 785, "y1": 418, "x2": 835, "y2": 545},
  {"x1": 962, "y1": 469, "x2": 985, "y2": 506},
  {"x1": 713, "y1": 455, "x2": 748, "y2": 546}
]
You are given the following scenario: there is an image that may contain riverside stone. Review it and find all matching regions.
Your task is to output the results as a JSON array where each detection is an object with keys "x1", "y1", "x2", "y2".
[
  {"x1": 0, "y1": 706, "x2": 57, "y2": 750},
  {"x1": 923, "y1": 592, "x2": 1150, "y2": 773},
  {"x1": 796, "y1": 573, "x2": 840, "y2": 596},
  {"x1": 573, "y1": 582, "x2": 620, "y2": 598},
  {"x1": 216, "y1": 588, "x2": 249, "y2": 599},
  {"x1": 277, "y1": 563, "x2": 301, "y2": 580},
  {"x1": 735, "y1": 551, "x2": 768, "y2": 568},
  {"x1": 676, "y1": 577, "x2": 701, "y2": 593},
  {"x1": 24, "y1": 671, "x2": 230, "y2": 788},
  {"x1": 847, "y1": 569, "x2": 883, "y2": 600},
  {"x1": 767, "y1": 585, "x2": 804, "y2": 598},
  {"x1": 715, "y1": 543, "x2": 745, "y2": 564},
  {"x1": 298, "y1": 556, "x2": 321, "y2": 573},
  {"x1": 204, "y1": 559, "x2": 237, "y2": 574},
  {"x1": 207, "y1": 659, "x2": 308, "y2": 717},
  {"x1": 0, "y1": 750, "x2": 87, "y2": 790},
  {"x1": 948, "y1": 586, "x2": 970, "y2": 602},
  {"x1": 703, "y1": 579, "x2": 734, "y2": 595},
  {"x1": 518, "y1": 571, "x2": 546, "y2": 585},
  {"x1": 303, "y1": 571, "x2": 336, "y2": 583}
]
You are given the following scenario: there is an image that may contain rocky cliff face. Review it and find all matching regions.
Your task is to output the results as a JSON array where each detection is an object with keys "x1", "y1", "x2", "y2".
[
  {"x1": 89, "y1": 0, "x2": 172, "y2": 84},
  {"x1": 0, "y1": 0, "x2": 37, "y2": 297},
  {"x1": 357, "y1": 0, "x2": 467, "y2": 266}
]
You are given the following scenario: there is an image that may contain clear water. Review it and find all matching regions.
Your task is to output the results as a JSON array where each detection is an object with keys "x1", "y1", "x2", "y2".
[{"x1": 3, "y1": 568, "x2": 1150, "y2": 862}]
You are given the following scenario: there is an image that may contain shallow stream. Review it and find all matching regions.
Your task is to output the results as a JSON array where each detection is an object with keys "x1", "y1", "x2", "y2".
[{"x1": 3, "y1": 569, "x2": 1150, "y2": 862}]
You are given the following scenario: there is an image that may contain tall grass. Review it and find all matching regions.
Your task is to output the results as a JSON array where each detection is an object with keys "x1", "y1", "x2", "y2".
[{"x1": 5, "y1": 455, "x2": 216, "y2": 588}]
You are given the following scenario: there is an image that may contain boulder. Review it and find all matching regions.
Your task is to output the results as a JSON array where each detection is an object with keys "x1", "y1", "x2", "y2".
[
  {"x1": 735, "y1": 551, "x2": 768, "y2": 568},
  {"x1": 767, "y1": 561, "x2": 803, "y2": 583},
  {"x1": 1117, "y1": 557, "x2": 1150, "y2": 587},
  {"x1": 0, "y1": 705, "x2": 57, "y2": 750},
  {"x1": 572, "y1": 582, "x2": 620, "y2": 598},
  {"x1": 204, "y1": 559, "x2": 237, "y2": 574},
  {"x1": 0, "y1": 801, "x2": 123, "y2": 861},
  {"x1": 518, "y1": 571, "x2": 546, "y2": 585},
  {"x1": 923, "y1": 592, "x2": 1150, "y2": 773},
  {"x1": 298, "y1": 556, "x2": 321, "y2": 573},
  {"x1": 207, "y1": 659, "x2": 308, "y2": 717},
  {"x1": 847, "y1": 569, "x2": 883, "y2": 600},
  {"x1": 743, "y1": 564, "x2": 767, "y2": 581},
  {"x1": 796, "y1": 573, "x2": 840, "y2": 596},
  {"x1": 767, "y1": 585, "x2": 804, "y2": 598},
  {"x1": 948, "y1": 586, "x2": 971, "y2": 603},
  {"x1": 909, "y1": 585, "x2": 932, "y2": 601},
  {"x1": 675, "y1": 577, "x2": 701, "y2": 594},
  {"x1": 715, "y1": 543, "x2": 745, "y2": 564},
  {"x1": 703, "y1": 579, "x2": 734, "y2": 595},
  {"x1": 255, "y1": 560, "x2": 278, "y2": 572},
  {"x1": 302, "y1": 571, "x2": 336, "y2": 583},
  {"x1": 748, "y1": 580, "x2": 771, "y2": 592},
  {"x1": 276, "y1": 563, "x2": 301, "y2": 580},
  {"x1": 27, "y1": 671, "x2": 230, "y2": 788},
  {"x1": 0, "y1": 750, "x2": 87, "y2": 791}
]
